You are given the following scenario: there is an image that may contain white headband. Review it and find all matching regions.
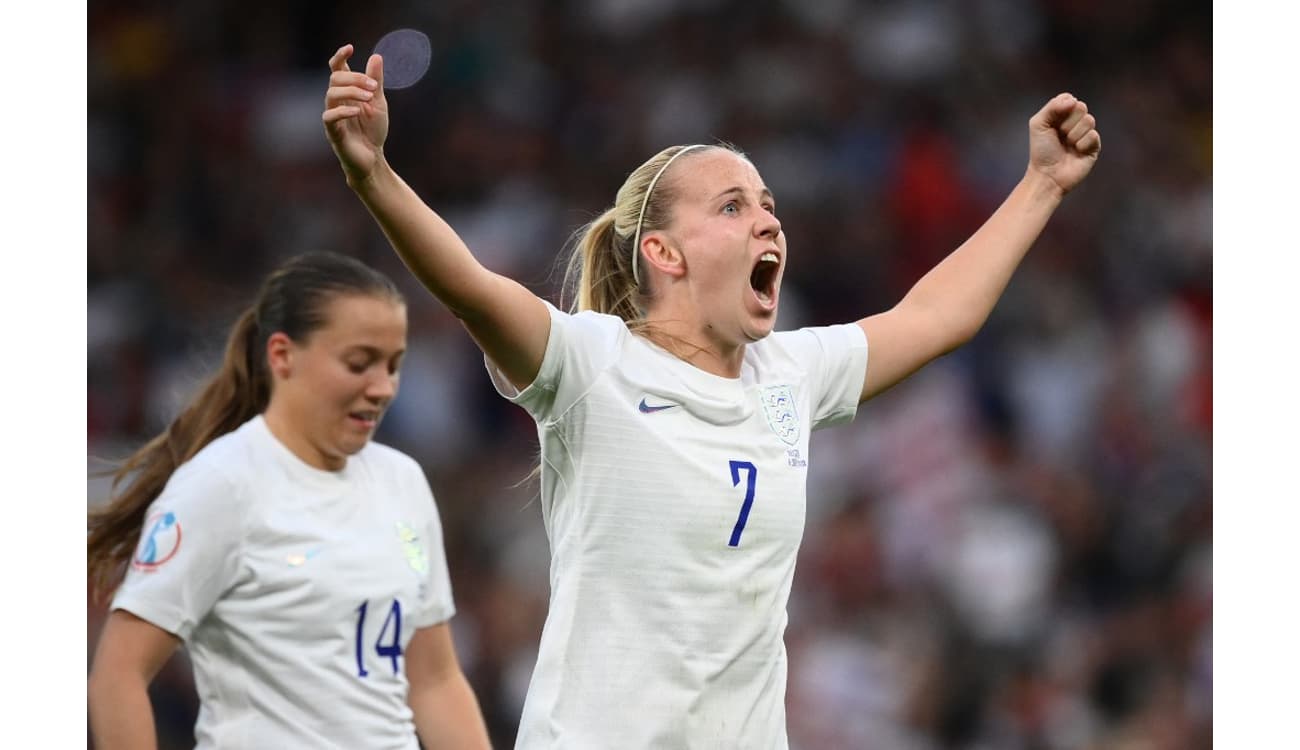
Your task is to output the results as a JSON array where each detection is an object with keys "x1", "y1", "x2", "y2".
[{"x1": 631, "y1": 144, "x2": 706, "y2": 285}]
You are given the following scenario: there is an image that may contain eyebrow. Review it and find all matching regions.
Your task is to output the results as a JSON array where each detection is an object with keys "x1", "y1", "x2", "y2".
[
  {"x1": 711, "y1": 186, "x2": 776, "y2": 204},
  {"x1": 344, "y1": 345, "x2": 405, "y2": 358}
]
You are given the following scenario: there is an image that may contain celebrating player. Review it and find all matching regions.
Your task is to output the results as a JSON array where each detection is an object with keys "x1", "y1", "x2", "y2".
[{"x1": 323, "y1": 41, "x2": 1100, "y2": 748}]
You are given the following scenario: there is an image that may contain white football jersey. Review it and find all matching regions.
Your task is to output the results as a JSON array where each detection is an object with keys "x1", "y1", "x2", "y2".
[
  {"x1": 111, "y1": 415, "x2": 456, "y2": 749},
  {"x1": 489, "y1": 303, "x2": 868, "y2": 749}
]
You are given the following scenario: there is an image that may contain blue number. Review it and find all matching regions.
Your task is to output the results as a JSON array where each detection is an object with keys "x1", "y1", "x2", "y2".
[
  {"x1": 355, "y1": 599, "x2": 403, "y2": 677},
  {"x1": 728, "y1": 460, "x2": 758, "y2": 547},
  {"x1": 354, "y1": 602, "x2": 370, "y2": 677},
  {"x1": 376, "y1": 599, "x2": 403, "y2": 674}
]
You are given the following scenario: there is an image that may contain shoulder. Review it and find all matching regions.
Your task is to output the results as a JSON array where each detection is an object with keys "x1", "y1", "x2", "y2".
[
  {"x1": 545, "y1": 302, "x2": 629, "y2": 346},
  {"x1": 754, "y1": 324, "x2": 865, "y2": 362},
  {"x1": 744, "y1": 324, "x2": 867, "y2": 385},
  {"x1": 167, "y1": 424, "x2": 255, "y2": 497}
]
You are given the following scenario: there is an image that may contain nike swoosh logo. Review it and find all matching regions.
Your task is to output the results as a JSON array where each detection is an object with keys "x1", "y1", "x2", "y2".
[
  {"x1": 638, "y1": 398, "x2": 678, "y2": 414},
  {"x1": 286, "y1": 548, "x2": 324, "y2": 567}
]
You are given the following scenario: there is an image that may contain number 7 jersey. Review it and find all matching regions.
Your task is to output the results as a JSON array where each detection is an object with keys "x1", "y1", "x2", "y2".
[{"x1": 489, "y1": 303, "x2": 868, "y2": 749}]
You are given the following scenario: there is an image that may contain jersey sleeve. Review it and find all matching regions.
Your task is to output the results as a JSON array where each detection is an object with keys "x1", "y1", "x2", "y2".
[
  {"x1": 110, "y1": 462, "x2": 247, "y2": 641},
  {"x1": 485, "y1": 300, "x2": 627, "y2": 423},
  {"x1": 406, "y1": 465, "x2": 457, "y2": 630},
  {"x1": 777, "y1": 323, "x2": 869, "y2": 431}
]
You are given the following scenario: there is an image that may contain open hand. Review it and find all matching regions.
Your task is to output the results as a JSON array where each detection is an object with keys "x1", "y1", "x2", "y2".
[
  {"x1": 1028, "y1": 93, "x2": 1101, "y2": 196},
  {"x1": 322, "y1": 44, "x2": 389, "y2": 187}
]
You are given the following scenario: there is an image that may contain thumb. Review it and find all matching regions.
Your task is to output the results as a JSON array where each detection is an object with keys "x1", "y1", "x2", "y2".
[{"x1": 366, "y1": 53, "x2": 385, "y2": 90}]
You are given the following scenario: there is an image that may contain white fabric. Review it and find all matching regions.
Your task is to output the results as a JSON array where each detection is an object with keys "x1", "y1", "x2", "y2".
[
  {"x1": 112, "y1": 415, "x2": 456, "y2": 749},
  {"x1": 488, "y1": 302, "x2": 868, "y2": 749}
]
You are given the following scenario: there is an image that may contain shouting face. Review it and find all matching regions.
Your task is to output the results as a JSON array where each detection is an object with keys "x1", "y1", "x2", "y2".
[{"x1": 646, "y1": 148, "x2": 786, "y2": 351}]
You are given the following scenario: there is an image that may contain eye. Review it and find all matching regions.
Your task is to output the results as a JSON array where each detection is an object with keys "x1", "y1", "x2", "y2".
[
  {"x1": 347, "y1": 361, "x2": 369, "y2": 375},
  {"x1": 722, "y1": 201, "x2": 739, "y2": 215}
]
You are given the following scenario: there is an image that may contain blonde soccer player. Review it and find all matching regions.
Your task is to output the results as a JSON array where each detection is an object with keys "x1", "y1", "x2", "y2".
[{"x1": 323, "y1": 43, "x2": 1100, "y2": 749}]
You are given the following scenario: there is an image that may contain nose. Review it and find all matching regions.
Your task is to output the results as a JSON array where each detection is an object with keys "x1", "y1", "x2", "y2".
[
  {"x1": 755, "y1": 210, "x2": 781, "y2": 240},
  {"x1": 366, "y1": 372, "x2": 399, "y2": 403}
]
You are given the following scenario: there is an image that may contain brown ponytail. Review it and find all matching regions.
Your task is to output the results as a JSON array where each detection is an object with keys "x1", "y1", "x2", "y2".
[{"x1": 87, "y1": 308, "x2": 268, "y2": 596}]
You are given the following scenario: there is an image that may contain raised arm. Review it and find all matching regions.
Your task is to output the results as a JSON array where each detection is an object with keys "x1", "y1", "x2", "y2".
[
  {"x1": 322, "y1": 44, "x2": 550, "y2": 390},
  {"x1": 856, "y1": 93, "x2": 1101, "y2": 402}
]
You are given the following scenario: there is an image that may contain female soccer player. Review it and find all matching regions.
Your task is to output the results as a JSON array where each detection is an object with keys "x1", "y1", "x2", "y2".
[
  {"x1": 322, "y1": 42, "x2": 1100, "y2": 748},
  {"x1": 87, "y1": 252, "x2": 491, "y2": 749}
]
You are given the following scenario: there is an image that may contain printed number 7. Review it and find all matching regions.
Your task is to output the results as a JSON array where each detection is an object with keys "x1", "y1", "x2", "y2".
[{"x1": 728, "y1": 460, "x2": 758, "y2": 547}]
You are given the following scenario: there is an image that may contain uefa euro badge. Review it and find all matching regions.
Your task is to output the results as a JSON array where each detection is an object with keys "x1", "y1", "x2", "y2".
[
  {"x1": 396, "y1": 521, "x2": 428, "y2": 575},
  {"x1": 132, "y1": 511, "x2": 182, "y2": 571},
  {"x1": 759, "y1": 385, "x2": 799, "y2": 446}
]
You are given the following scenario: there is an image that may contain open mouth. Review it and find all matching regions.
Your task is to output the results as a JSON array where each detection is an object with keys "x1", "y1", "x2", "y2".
[
  {"x1": 749, "y1": 251, "x2": 780, "y2": 308},
  {"x1": 348, "y1": 410, "x2": 381, "y2": 430}
]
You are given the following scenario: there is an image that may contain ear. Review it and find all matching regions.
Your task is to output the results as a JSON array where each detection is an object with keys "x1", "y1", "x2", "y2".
[
  {"x1": 265, "y1": 332, "x2": 295, "y2": 381},
  {"x1": 640, "y1": 231, "x2": 687, "y2": 280}
]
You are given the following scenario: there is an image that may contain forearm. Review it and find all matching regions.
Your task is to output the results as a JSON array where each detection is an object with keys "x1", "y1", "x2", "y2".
[
  {"x1": 88, "y1": 675, "x2": 158, "y2": 750},
  {"x1": 409, "y1": 673, "x2": 492, "y2": 750},
  {"x1": 898, "y1": 168, "x2": 1063, "y2": 346},
  {"x1": 350, "y1": 160, "x2": 500, "y2": 320}
]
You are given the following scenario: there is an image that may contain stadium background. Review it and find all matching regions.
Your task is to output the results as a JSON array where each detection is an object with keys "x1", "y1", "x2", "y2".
[{"x1": 87, "y1": 1, "x2": 1211, "y2": 747}]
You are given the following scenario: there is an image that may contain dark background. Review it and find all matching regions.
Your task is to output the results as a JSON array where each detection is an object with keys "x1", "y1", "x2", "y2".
[{"x1": 87, "y1": 1, "x2": 1212, "y2": 747}]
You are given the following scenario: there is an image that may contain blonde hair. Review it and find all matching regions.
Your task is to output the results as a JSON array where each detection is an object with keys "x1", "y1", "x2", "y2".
[{"x1": 560, "y1": 143, "x2": 742, "y2": 323}]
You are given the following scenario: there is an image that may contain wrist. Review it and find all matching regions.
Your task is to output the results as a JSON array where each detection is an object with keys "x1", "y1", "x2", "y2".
[
  {"x1": 346, "y1": 153, "x2": 392, "y2": 194},
  {"x1": 1022, "y1": 166, "x2": 1066, "y2": 204}
]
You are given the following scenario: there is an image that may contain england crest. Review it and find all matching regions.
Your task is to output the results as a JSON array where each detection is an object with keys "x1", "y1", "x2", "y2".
[{"x1": 759, "y1": 384, "x2": 799, "y2": 445}]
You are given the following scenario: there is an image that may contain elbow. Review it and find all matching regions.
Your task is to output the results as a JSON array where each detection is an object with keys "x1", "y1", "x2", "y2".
[
  {"x1": 948, "y1": 319, "x2": 982, "y2": 350},
  {"x1": 87, "y1": 664, "x2": 122, "y2": 707}
]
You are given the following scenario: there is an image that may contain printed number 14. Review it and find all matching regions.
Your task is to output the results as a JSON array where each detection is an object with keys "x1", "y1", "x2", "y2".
[
  {"x1": 355, "y1": 599, "x2": 403, "y2": 677},
  {"x1": 728, "y1": 460, "x2": 758, "y2": 547}
]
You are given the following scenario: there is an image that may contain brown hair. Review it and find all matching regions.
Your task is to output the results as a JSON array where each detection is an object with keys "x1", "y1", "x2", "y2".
[{"x1": 87, "y1": 251, "x2": 403, "y2": 596}]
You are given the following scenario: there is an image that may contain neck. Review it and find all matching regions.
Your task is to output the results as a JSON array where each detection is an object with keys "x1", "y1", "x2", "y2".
[
  {"x1": 641, "y1": 313, "x2": 746, "y2": 379},
  {"x1": 262, "y1": 402, "x2": 343, "y2": 472}
]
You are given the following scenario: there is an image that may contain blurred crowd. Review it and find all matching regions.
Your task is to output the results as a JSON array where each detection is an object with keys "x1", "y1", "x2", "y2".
[{"x1": 87, "y1": 0, "x2": 1211, "y2": 748}]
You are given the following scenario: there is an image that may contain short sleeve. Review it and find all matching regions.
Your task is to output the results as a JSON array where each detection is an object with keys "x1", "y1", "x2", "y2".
[
  {"x1": 110, "y1": 462, "x2": 247, "y2": 641},
  {"x1": 772, "y1": 323, "x2": 868, "y2": 431},
  {"x1": 485, "y1": 301, "x2": 627, "y2": 424}
]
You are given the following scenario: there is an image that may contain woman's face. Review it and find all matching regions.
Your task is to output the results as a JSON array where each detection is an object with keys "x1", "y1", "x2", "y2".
[
  {"x1": 656, "y1": 149, "x2": 786, "y2": 347},
  {"x1": 271, "y1": 293, "x2": 407, "y2": 470}
]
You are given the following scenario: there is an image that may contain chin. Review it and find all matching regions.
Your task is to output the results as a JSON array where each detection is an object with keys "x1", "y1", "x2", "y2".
[
  {"x1": 336, "y1": 435, "x2": 372, "y2": 458},
  {"x1": 742, "y1": 322, "x2": 776, "y2": 342}
]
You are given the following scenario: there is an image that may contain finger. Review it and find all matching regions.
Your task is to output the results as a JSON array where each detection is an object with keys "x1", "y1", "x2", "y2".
[
  {"x1": 324, "y1": 84, "x2": 375, "y2": 109},
  {"x1": 1032, "y1": 92, "x2": 1080, "y2": 131},
  {"x1": 1065, "y1": 113, "x2": 1097, "y2": 146},
  {"x1": 1057, "y1": 101, "x2": 1088, "y2": 138},
  {"x1": 323, "y1": 105, "x2": 364, "y2": 126},
  {"x1": 329, "y1": 44, "x2": 355, "y2": 73},
  {"x1": 1075, "y1": 129, "x2": 1101, "y2": 157},
  {"x1": 329, "y1": 70, "x2": 379, "y2": 90},
  {"x1": 366, "y1": 53, "x2": 385, "y2": 91}
]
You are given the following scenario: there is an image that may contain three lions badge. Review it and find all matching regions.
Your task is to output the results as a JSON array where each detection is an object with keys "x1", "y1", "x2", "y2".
[{"x1": 759, "y1": 385, "x2": 799, "y2": 445}]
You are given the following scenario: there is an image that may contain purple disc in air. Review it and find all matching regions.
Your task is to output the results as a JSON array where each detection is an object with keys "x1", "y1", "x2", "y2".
[{"x1": 373, "y1": 29, "x2": 432, "y2": 90}]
